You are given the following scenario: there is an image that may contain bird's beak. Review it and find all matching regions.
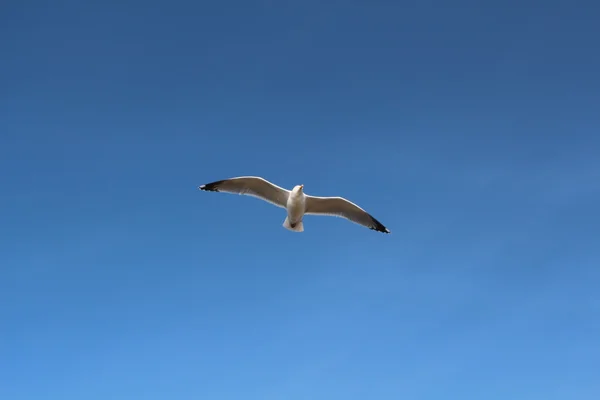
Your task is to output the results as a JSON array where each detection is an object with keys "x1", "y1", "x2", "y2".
[{"x1": 300, "y1": 184, "x2": 304, "y2": 190}]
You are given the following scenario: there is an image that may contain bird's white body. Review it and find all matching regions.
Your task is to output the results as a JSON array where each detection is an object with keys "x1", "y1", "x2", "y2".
[
  {"x1": 283, "y1": 185, "x2": 307, "y2": 232},
  {"x1": 198, "y1": 176, "x2": 390, "y2": 234}
]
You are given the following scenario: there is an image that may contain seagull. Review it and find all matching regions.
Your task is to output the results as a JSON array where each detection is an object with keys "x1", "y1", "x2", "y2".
[{"x1": 198, "y1": 176, "x2": 390, "y2": 234}]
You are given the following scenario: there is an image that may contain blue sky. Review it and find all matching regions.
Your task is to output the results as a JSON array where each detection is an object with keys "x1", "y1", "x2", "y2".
[{"x1": 1, "y1": 0, "x2": 599, "y2": 399}]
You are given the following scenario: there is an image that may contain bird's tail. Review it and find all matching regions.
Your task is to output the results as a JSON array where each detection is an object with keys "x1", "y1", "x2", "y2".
[{"x1": 283, "y1": 217, "x2": 304, "y2": 232}]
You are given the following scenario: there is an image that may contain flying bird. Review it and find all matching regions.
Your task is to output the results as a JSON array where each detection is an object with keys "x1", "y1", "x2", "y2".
[{"x1": 198, "y1": 176, "x2": 390, "y2": 234}]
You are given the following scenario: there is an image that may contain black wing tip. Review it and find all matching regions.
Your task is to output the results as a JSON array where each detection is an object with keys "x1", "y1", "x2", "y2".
[
  {"x1": 198, "y1": 179, "x2": 226, "y2": 192},
  {"x1": 371, "y1": 225, "x2": 391, "y2": 234},
  {"x1": 369, "y1": 216, "x2": 391, "y2": 234}
]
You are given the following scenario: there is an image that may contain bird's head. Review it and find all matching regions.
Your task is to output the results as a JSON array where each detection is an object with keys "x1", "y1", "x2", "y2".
[{"x1": 293, "y1": 184, "x2": 304, "y2": 193}]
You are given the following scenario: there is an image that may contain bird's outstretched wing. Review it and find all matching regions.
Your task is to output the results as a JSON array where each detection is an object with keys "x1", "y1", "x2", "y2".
[
  {"x1": 304, "y1": 195, "x2": 390, "y2": 233},
  {"x1": 199, "y1": 176, "x2": 290, "y2": 208}
]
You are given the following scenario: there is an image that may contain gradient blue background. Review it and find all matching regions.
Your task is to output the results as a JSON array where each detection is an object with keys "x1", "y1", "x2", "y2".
[{"x1": 2, "y1": 1, "x2": 599, "y2": 399}]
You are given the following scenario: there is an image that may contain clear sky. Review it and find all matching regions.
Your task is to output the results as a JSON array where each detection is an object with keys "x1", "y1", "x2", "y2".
[{"x1": 1, "y1": 1, "x2": 599, "y2": 399}]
